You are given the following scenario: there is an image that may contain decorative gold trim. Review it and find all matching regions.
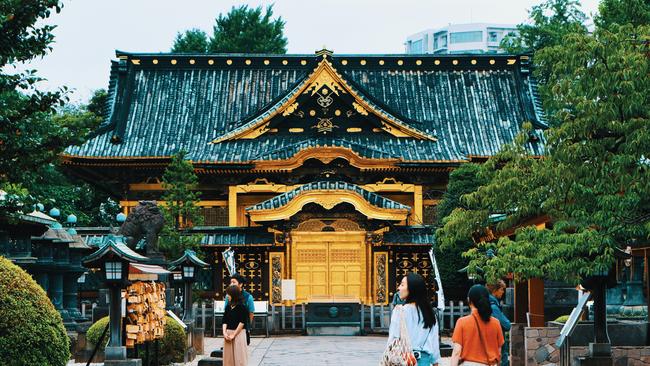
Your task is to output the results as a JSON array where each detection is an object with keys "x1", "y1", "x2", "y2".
[
  {"x1": 347, "y1": 127, "x2": 362, "y2": 133},
  {"x1": 289, "y1": 128, "x2": 304, "y2": 133},
  {"x1": 352, "y1": 102, "x2": 368, "y2": 116},
  {"x1": 247, "y1": 190, "x2": 409, "y2": 222},
  {"x1": 211, "y1": 58, "x2": 436, "y2": 143},
  {"x1": 374, "y1": 252, "x2": 389, "y2": 304},
  {"x1": 269, "y1": 253, "x2": 284, "y2": 304},
  {"x1": 131, "y1": 59, "x2": 140, "y2": 65},
  {"x1": 507, "y1": 59, "x2": 517, "y2": 65},
  {"x1": 252, "y1": 146, "x2": 400, "y2": 171}
]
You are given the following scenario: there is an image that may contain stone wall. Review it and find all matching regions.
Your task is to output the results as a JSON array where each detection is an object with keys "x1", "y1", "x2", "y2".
[
  {"x1": 524, "y1": 326, "x2": 650, "y2": 366},
  {"x1": 525, "y1": 327, "x2": 561, "y2": 365}
]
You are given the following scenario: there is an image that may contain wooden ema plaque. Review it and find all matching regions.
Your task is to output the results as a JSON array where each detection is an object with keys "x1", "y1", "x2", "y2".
[{"x1": 125, "y1": 281, "x2": 166, "y2": 348}]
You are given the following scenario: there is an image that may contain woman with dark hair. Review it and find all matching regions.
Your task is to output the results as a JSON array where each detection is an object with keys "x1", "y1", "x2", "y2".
[
  {"x1": 386, "y1": 273, "x2": 440, "y2": 366},
  {"x1": 222, "y1": 285, "x2": 248, "y2": 366},
  {"x1": 450, "y1": 285, "x2": 504, "y2": 366}
]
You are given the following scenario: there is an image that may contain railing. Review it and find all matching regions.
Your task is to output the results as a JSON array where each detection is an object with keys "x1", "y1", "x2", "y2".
[{"x1": 193, "y1": 300, "x2": 471, "y2": 336}]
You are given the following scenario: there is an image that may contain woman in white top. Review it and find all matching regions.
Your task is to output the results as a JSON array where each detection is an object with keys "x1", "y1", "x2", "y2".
[{"x1": 387, "y1": 273, "x2": 440, "y2": 366}]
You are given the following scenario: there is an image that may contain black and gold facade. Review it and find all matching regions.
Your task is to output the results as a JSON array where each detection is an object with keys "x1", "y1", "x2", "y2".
[{"x1": 63, "y1": 49, "x2": 546, "y2": 304}]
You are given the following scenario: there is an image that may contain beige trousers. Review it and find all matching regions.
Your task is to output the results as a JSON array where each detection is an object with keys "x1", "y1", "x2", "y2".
[{"x1": 223, "y1": 329, "x2": 248, "y2": 366}]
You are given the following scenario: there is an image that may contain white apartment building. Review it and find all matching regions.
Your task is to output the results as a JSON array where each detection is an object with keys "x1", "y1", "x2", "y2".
[{"x1": 405, "y1": 23, "x2": 518, "y2": 54}]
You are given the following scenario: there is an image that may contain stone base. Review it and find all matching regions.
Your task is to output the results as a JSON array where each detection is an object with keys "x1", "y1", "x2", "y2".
[
  {"x1": 306, "y1": 326, "x2": 361, "y2": 336},
  {"x1": 197, "y1": 357, "x2": 223, "y2": 366},
  {"x1": 105, "y1": 346, "x2": 127, "y2": 360},
  {"x1": 104, "y1": 359, "x2": 142, "y2": 366}
]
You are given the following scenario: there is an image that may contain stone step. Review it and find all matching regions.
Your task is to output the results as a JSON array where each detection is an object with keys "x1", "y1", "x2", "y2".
[{"x1": 197, "y1": 357, "x2": 223, "y2": 366}]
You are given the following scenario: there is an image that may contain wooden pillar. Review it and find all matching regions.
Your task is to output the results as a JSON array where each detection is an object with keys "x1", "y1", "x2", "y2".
[
  {"x1": 228, "y1": 186, "x2": 237, "y2": 227},
  {"x1": 514, "y1": 280, "x2": 529, "y2": 323},
  {"x1": 414, "y1": 185, "x2": 423, "y2": 225},
  {"x1": 528, "y1": 278, "x2": 545, "y2": 327}
]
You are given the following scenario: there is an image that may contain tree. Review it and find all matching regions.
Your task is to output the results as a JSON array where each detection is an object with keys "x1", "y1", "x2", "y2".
[
  {"x1": 595, "y1": 0, "x2": 650, "y2": 29},
  {"x1": 1, "y1": 1, "x2": 99, "y2": 218},
  {"x1": 434, "y1": 163, "x2": 489, "y2": 300},
  {"x1": 208, "y1": 5, "x2": 287, "y2": 53},
  {"x1": 501, "y1": 0, "x2": 588, "y2": 89},
  {"x1": 171, "y1": 28, "x2": 208, "y2": 53},
  {"x1": 86, "y1": 88, "x2": 108, "y2": 118},
  {"x1": 437, "y1": 20, "x2": 650, "y2": 284},
  {"x1": 158, "y1": 151, "x2": 204, "y2": 259},
  {"x1": 501, "y1": 0, "x2": 587, "y2": 54}
]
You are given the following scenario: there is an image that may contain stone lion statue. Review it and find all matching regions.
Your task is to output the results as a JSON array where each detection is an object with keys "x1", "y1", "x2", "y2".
[{"x1": 118, "y1": 200, "x2": 165, "y2": 256}]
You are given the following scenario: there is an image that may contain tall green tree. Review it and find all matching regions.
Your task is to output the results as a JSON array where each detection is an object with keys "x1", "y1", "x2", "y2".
[
  {"x1": 158, "y1": 151, "x2": 204, "y2": 259},
  {"x1": 171, "y1": 28, "x2": 208, "y2": 53},
  {"x1": 434, "y1": 163, "x2": 489, "y2": 300},
  {"x1": 438, "y1": 18, "x2": 650, "y2": 284},
  {"x1": 208, "y1": 5, "x2": 287, "y2": 53},
  {"x1": 595, "y1": 0, "x2": 650, "y2": 29},
  {"x1": 0, "y1": 0, "x2": 99, "y2": 218},
  {"x1": 501, "y1": 0, "x2": 588, "y2": 54},
  {"x1": 501, "y1": 0, "x2": 588, "y2": 90}
]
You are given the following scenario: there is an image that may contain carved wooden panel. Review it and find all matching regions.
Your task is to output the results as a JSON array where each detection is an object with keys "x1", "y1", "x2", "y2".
[
  {"x1": 330, "y1": 249, "x2": 361, "y2": 263},
  {"x1": 297, "y1": 249, "x2": 327, "y2": 263},
  {"x1": 374, "y1": 252, "x2": 388, "y2": 304},
  {"x1": 269, "y1": 253, "x2": 284, "y2": 304},
  {"x1": 390, "y1": 250, "x2": 436, "y2": 303},
  {"x1": 217, "y1": 248, "x2": 268, "y2": 301}
]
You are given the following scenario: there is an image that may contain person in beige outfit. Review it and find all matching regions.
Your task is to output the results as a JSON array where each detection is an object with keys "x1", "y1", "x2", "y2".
[{"x1": 222, "y1": 285, "x2": 249, "y2": 366}]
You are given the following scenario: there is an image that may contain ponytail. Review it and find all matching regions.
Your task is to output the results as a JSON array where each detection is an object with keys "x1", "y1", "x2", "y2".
[{"x1": 468, "y1": 284, "x2": 492, "y2": 322}]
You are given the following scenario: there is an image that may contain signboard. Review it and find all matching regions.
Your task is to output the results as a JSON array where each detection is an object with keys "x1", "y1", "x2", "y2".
[
  {"x1": 222, "y1": 247, "x2": 236, "y2": 277},
  {"x1": 281, "y1": 279, "x2": 296, "y2": 301},
  {"x1": 556, "y1": 290, "x2": 591, "y2": 347}
]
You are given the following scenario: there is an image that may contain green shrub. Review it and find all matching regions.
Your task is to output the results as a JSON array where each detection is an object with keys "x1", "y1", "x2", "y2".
[
  {"x1": 0, "y1": 256, "x2": 70, "y2": 365},
  {"x1": 160, "y1": 316, "x2": 186, "y2": 364},
  {"x1": 555, "y1": 315, "x2": 570, "y2": 323},
  {"x1": 86, "y1": 316, "x2": 110, "y2": 353},
  {"x1": 87, "y1": 315, "x2": 185, "y2": 365}
]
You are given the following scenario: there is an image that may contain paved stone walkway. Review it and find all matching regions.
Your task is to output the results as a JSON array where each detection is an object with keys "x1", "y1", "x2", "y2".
[
  {"x1": 68, "y1": 336, "x2": 451, "y2": 365},
  {"x1": 196, "y1": 336, "x2": 451, "y2": 366}
]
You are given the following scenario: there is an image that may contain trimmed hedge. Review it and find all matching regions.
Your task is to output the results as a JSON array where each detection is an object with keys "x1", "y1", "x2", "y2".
[
  {"x1": 160, "y1": 316, "x2": 186, "y2": 364},
  {"x1": 87, "y1": 315, "x2": 185, "y2": 365},
  {"x1": 0, "y1": 256, "x2": 70, "y2": 366},
  {"x1": 86, "y1": 316, "x2": 110, "y2": 353},
  {"x1": 554, "y1": 315, "x2": 570, "y2": 323}
]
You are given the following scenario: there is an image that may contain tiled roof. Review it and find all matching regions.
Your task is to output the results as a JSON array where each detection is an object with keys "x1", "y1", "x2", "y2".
[
  {"x1": 65, "y1": 52, "x2": 545, "y2": 163},
  {"x1": 383, "y1": 226, "x2": 436, "y2": 245},
  {"x1": 246, "y1": 181, "x2": 411, "y2": 212},
  {"x1": 190, "y1": 227, "x2": 275, "y2": 246}
]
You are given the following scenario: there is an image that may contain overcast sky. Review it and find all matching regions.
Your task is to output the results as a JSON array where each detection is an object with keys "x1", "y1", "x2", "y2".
[{"x1": 15, "y1": 0, "x2": 601, "y2": 103}]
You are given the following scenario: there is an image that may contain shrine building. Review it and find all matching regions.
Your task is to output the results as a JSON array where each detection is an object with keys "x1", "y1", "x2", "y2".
[{"x1": 62, "y1": 49, "x2": 546, "y2": 305}]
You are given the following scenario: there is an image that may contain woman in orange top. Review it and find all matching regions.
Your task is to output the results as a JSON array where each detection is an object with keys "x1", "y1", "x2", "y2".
[{"x1": 450, "y1": 285, "x2": 504, "y2": 366}]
